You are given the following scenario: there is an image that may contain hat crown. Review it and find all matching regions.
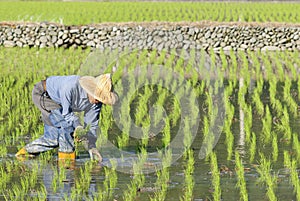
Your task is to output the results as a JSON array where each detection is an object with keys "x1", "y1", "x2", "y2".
[
  {"x1": 95, "y1": 73, "x2": 112, "y2": 92},
  {"x1": 79, "y1": 73, "x2": 117, "y2": 105}
]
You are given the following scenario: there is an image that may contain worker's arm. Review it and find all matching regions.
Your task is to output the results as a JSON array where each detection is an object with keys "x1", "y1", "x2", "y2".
[
  {"x1": 83, "y1": 104, "x2": 102, "y2": 149},
  {"x1": 83, "y1": 104, "x2": 102, "y2": 161},
  {"x1": 59, "y1": 86, "x2": 81, "y2": 128}
]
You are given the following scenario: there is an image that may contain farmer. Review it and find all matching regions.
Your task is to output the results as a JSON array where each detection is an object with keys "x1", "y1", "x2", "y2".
[{"x1": 15, "y1": 74, "x2": 117, "y2": 161}]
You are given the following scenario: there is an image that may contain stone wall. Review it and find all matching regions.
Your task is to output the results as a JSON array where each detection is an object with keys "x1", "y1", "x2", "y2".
[{"x1": 0, "y1": 22, "x2": 299, "y2": 51}]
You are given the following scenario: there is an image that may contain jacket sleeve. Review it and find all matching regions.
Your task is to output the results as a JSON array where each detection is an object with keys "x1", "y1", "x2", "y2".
[
  {"x1": 59, "y1": 85, "x2": 81, "y2": 128},
  {"x1": 84, "y1": 104, "x2": 102, "y2": 149}
]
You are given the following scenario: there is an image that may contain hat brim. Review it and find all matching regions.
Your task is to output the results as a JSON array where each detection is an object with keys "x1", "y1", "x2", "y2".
[{"x1": 79, "y1": 76, "x2": 117, "y2": 105}]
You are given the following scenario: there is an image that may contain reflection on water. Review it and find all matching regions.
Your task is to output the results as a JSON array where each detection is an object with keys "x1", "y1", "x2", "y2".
[{"x1": 1, "y1": 80, "x2": 300, "y2": 201}]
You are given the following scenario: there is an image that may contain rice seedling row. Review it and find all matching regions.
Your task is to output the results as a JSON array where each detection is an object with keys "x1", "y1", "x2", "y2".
[{"x1": 0, "y1": 47, "x2": 300, "y2": 200}]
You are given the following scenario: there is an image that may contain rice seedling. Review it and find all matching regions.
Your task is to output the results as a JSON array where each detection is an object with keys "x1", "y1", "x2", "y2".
[
  {"x1": 261, "y1": 105, "x2": 272, "y2": 144},
  {"x1": 1, "y1": 2, "x2": 299, "y2": 24},
  {"x1": 151, "y1": 149, "x2": 172, "y2": 201},
  {"x1": 248, "y1": 132, "x2": 256, "y2": 163},
  {"x1": 1, "y1": 45, "x2": 300, "y2": 200},
  {"x1": 210, "y1": 152, "x2": 221, "y2": 201},
  {"x1": 119, "y1": 146, "x2": 149, "y2": 200},
  {"x1": 284, "y1": 151, "x2": 300, "y2": 200},
  {"x1": 243, "y1": 104, "x2": 252, "y2": 144},
  {"x1": 235, "y1": 151, "x2": 248, "y2": 201},
  {"x1": 76, "y1": 161, "x2": 93, "y2": 194},
  {"x1": 162, "y1": 117, "x2": 171, "y2": 148},
  {"x1": 283, "y1": 77, "x2": 298, "y2": 118},
  {"x1": 272, "y1": 133, "x2": 278, "y2": 162},
  {"x1": 269, "y1": 78, "x2": 284, "y2": 118},
  {"x1": 101, "y1": 159, "x2": 118, "y2": 200},
  {"x1": 0, "y1": 165, "x2": 12, "y2": 195},
  {"x1": 223, "y1": 82, "x2": 235, "y2": 160},
  {"x1": 256, "y1": 154, "x2": 278, "y2": 201},
  {"x1": 51, "y1": 167, "x2": 59, "y2": 193},
  {"x1": 292, "y1": 133, "x2": 300, "y2": 162},
  {"x1": 181, "y1": 149, "x2": 195, "y2": 201},
  {"x1": 298, "y1": 78, "x2": 300, "y2": 102},
  {"x1": 251, "y1": 77, "x2": 264, "y2": 116},
  {"x1": 274, "y1": 106, "x2": 292, "y2": 143}
]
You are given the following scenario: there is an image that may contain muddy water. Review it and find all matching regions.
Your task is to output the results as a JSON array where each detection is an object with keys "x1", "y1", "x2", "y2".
[{"x1": 1, "y1": 81, "x2": 299, "y2": 201}]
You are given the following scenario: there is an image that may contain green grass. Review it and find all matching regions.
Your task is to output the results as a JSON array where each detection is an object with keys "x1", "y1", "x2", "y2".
[{"x1": 0, "y1": 2, "x2": 299, "y2": 25}]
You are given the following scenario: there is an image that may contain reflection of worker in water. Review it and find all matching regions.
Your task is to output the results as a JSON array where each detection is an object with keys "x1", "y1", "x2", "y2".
[{"x1": 16, "y1": 74, "x2": 118, "y2": 161}]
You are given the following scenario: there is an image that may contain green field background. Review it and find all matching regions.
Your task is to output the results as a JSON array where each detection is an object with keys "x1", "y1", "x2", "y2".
[{"x1": 0, "y1": 2, "x2": 299, "y2": 25}]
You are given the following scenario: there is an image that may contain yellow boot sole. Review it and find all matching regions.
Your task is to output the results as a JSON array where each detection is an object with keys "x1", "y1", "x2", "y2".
[
  {"x1": 58, "y1": 152, "x2": 76, "y2": 160},
  {"x1": 15, "y1": 147, "x2": 35, "y2": 159},
  {"x1": 58, "y1": 152, "x2": 76, "y2": 169}
]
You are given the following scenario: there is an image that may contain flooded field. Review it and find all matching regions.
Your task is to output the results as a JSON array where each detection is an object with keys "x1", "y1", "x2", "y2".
[{"x1": 0, "y1": 48, "x2": 300, "y2": 200}]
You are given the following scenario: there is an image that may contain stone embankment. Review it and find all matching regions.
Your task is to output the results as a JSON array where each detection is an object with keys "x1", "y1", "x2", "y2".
[{"x1": 0, "y1": 22, "x2": 299, "y2": 51}]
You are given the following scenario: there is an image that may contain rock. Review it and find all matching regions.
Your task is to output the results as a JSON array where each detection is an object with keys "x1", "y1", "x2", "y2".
[
  {"x1": 49, "y1": 31, "x2": 57, "y2": 36},
  {"x1": 204, "y1": 32, "x2": 211, "y2": 39},
  {"x1": 3, "y1": 40, "x2": 15, "y2": 47},
  {"x1": 62, "y1": 33, "x2": 68, "y2": 40},
  {"x1": 147, "y1": 35, "x2": 153, "y2": 43},
  {"x1": 110, "y1": 32, "x2": 116, "y2": 37},
  {"x1": 158, "y1": 31, "x2": 165, "y2": 37},
  {"x1": 0, "y1": 24, "x2": 299, "y2": 51},
  {"x1": 57, "y1": 39, "x2": 63, "y2": 46},
  {"x1": 16, "y1": 41, "x2": 23, "y2": 47},
  {"x1": 278, "y1": 38, "x2": 288, "y2": 44},
  {"x1": 214, "y1": 41, "x2": 220, "y2": 47},
  {"x1": 223, "y1": 46, "x2": 232, "y2": 51},
  {"x1": 70, "y1": 29, "x2": 79, "y2": 34},
  {"x1": 153, "y1": 36, "x2": 163, "y2": 43},
  {"x1": 261, "y1": 46, "x2": 280, "y2": 51},
  {"x1": 211, "y1": 32, "x2": 216, "y2": 39},
  {"x1": 58, "y1": 31, "x2": 64, "y2": 38},
  {"x1": 40, "y1": 36, "x2": 48, "y2": 43},
  {"x1": 257, "y1": 43, "x2": 264, "y2": 48},
  {"x1": 250, "y1": 37, "x2": 256, "y2": 43},
  {"x1": 183, "y1": 43, "x2": 190, "y2": 50},
  {"x1": 157, "y1": 42, "x2": 164, "y2": 51},
  {"x1": 99, "y1": 36, "x2": 107, "y2": 41},
  {"x1": 224, "y1": 35, "x2": 229, "y2": 43},
  {"x1": 176, "y1": 34, "x2": 183, "y2": 42},
  {"x1": 240, "y1": 44, "x2": 248, "y2": 49},
  {"x1": 87, "y1": 41, "x2": 95, "y2": 47},
  {"x1": 75, "y1": 38, "x2": 81, "y2": 45},
  {"x1": 39, "y1": 43, "x2": 46, "y2": 48},
  {"x1": 87, "y1": 33, "x2": 94, "y2": 40},
  {"x1": 19, "y1": 38, "x2": 26, "y2": 44},
  {"x1": 277, "y1": 33, "x2": 284, "y2": 38},
  {"x1": 137, "y1": 39, "x2": 143, "y2": 46},
  {"x1": 165, "y1": 40, "x2": 171, "y2": 48},
  {"x1": 51, "y1": 36, "x2": 57, "y2": 43},
  {"x1": 188, "y1": 28, "x2": 194, "y2": 35},
  {"x1": 14, "y1": 29, "x2": 22, "y2": 35},
  {"x1": 217, "y1": 33, "x2": 223, "y2": 38}
]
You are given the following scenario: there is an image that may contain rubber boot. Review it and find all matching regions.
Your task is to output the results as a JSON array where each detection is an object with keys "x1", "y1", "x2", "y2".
[
  {"x1": 15, "y1": 147, "x2": 35, "y2": 160},
  {"x1": 15, "y1": 147, "x2": 27, "y2": 157},
  {"x1": 58, "y1": 152, "x2": 76, "y2": 169},
  {"x1": 58, "y1": 152, "x2": 75, "y2": 160}
]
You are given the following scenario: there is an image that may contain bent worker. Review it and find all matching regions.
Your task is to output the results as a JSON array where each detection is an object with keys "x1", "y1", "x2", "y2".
[{"x1": 15, "y1": 74, "x2": 117, "y2": 161}]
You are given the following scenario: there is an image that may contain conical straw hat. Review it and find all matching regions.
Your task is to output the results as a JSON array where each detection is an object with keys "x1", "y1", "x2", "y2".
[{"x1": 79, "y1": 73, "x2": 118, "y2": 105}]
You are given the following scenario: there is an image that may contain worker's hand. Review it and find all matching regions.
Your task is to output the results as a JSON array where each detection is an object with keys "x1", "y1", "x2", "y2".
[
  {"x1": 88, "y1": 148, "x2": 103, "y2": 162},
  {"x1": 74, "y1": 126, "x2": 86, "y2": 142}
]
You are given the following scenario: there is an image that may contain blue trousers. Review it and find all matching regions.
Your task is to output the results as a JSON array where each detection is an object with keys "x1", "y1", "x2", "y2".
[{"x1": 25, "y1": 81, "x2": 75, "y2": 154}]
